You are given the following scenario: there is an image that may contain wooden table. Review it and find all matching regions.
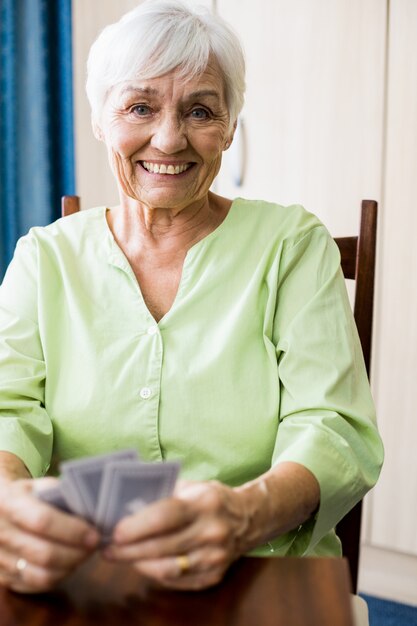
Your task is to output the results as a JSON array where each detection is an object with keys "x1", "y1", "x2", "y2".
[{"x1": 0, "y1": 556, "x2": 354, "y2": 626}]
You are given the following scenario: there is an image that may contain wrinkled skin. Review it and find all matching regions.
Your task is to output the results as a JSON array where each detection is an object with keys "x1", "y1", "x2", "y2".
[
  {"x1": 0, "y1": 475, "x2": 99, "y2": 593},
  {"x1": 0, "y1": 455, "x2": 318, "y2": 593},
  {"x1": 103, "y1": 480, "x2": 252, "y2": 590}
]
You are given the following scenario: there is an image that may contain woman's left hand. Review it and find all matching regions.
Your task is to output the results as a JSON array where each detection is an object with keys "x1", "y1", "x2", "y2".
[{"x1": 102, "y1": 480, "x2": 250, "y2": 590}]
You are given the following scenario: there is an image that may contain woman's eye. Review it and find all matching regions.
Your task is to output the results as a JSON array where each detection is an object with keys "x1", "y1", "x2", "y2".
[
  {"x1": 131, "y1": 104, "x2": 151, "y2": 116},
  {"x1": 190, "y1": 108, "x2": 209, "y2": 120}
]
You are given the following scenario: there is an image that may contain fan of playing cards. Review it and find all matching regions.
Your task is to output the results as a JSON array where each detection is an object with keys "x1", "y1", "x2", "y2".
[{"x1": 34, "y1": 450, "x2": 180, "y2": 541}]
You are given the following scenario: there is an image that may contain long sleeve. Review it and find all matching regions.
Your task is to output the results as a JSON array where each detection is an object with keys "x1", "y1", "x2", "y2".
[
  {"x1": 0, "y1": 234, "x2": 53, "y2": 476},
  {"x1": 271, "y1": 225, "x2": 383, "y2": 554}
]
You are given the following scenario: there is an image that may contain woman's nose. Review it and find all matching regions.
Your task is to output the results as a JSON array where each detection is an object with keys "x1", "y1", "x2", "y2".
[{"x1": 150, "y1": 114, "x2": 187, "y2": 154}]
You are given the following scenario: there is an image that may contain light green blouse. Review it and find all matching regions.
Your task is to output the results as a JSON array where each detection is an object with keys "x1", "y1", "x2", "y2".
[{"x1": 0, "y1": 199, "x2": 383, "y2": 557}]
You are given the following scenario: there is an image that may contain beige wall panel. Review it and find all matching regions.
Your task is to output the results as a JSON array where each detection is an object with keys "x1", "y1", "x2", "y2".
[
  {"x1": 366, "y1": 0, "x2": 417, "y2": 555},
  {"x1": 72, "y1": 0, "x2": 140, "y2": 209},
  {"x1": 73, "y1": 0, "x2": 214, "y2": 209},
  {"x1": 215, "y1": 0, "x2": 386, "y2": 237}
]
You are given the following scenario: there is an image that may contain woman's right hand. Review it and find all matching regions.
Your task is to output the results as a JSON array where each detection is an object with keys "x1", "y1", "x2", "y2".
[{"x1": 0, "y1": 476, "x2": 100, "y2": 593}]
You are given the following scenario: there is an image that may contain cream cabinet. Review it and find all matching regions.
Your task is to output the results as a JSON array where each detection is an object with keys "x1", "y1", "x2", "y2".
[{"x1": 215, "y1": 0, "x2": 386, "y2": 236}]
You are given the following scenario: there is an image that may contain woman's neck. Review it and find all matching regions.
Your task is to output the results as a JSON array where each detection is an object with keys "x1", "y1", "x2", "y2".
[{"x1": 107, "y1": 191, "x2": 232, "y2": 257}]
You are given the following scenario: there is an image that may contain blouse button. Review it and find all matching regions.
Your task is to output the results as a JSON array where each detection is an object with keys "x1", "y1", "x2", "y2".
[
  {"x1": 140, "y1": 387, "x2": 152, "y2": 399},
  {"x1": 147, "y1": 326, "x2": 158, "y2": 336}
]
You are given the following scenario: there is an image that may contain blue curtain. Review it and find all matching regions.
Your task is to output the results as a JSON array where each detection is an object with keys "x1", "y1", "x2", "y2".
[{"x1": 0, "y1": 0, "x2": 75, "y2": 279}]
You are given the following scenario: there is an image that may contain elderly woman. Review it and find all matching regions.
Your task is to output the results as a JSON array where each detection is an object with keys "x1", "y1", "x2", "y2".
[{"x1": 0, "y1": 0, "x2": 382, "y2": 593}]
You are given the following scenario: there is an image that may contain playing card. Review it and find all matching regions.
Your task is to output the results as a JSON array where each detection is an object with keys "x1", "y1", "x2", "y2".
[
  {"x1": 59, "y1": 449, "x2": 140, "y2": 522},
  {"x1": 61, "y1": 475, "x2": 93, "y2": 518},
  {"x1": 95, "y1": 461, "x2": 180, "y2": 539},
  {"x1": 34, "y1": 482, "x2": 73, "y2": 514}
]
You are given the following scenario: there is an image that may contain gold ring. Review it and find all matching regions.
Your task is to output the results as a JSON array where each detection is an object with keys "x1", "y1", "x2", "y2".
[
  {"x1": 176, "y1": 554, "x2": 191, "y2": 575},
  {"x1": 16, "y1": 558, "x2": 28, "y2": 574}
]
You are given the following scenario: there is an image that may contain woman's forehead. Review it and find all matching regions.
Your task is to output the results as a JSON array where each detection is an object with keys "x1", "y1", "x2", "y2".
[{"x1": 111, "y1": 61, "x2": 226, "y2": 103}]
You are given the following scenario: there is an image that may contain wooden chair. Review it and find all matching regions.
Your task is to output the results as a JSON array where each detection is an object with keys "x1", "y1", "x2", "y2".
[
  {"x1": 61, "y1": 195, "x2": 80, "y2": 217},
  {"x1": 61, "y1": 195, "x2": 378, "y2": 592},
  {"x1": 334, "y1": 199, "x2": 378, "y2": 593}
]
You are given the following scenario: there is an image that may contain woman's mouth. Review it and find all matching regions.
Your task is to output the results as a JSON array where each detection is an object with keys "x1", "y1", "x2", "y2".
[{"x1": 140, "y1": 161, "x2": 194, "y2": 175}]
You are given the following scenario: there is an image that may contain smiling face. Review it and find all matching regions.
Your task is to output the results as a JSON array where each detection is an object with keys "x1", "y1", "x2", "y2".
[{"x1": 96, "y1": 62, "x2": 234, "y2": 214}]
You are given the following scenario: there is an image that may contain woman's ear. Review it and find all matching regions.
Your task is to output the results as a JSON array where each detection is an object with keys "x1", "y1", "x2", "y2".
[
  {"x1": 92, "y1": 117, "x2": 104, "y2": 141},
  {"x1": 224, "y1": 120, "x2": 238, "y2": 151}
]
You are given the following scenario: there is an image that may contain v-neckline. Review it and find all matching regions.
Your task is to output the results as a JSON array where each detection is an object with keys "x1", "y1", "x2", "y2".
[{"x1": 103, "y1": 198, "x2": 239, "y2": 324}]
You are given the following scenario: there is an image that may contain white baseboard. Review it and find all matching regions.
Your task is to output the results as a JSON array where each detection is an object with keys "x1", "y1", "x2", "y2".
[{"x1": 359, "y1": 543, "x2": 417, "y2": 606}]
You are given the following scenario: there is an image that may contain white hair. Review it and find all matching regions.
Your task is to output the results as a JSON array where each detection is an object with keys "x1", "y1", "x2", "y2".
[{"x1": 86, "y1": 0, "x2": 245, "y2": 130}]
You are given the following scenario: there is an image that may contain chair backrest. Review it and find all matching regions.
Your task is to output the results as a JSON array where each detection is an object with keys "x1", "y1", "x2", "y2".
[
  {"x1": 61, "y1": 195, "x2": 378, "y2": 591},
  {"x1": 334, "y1": 199, "x2": 378, "y2": 593},
  {"x1": 334, "y1": 199, "x2": 378, "y2": 378},
  {"x1": 61, "y1": 195, "x2": 80, "y2": 217}
]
